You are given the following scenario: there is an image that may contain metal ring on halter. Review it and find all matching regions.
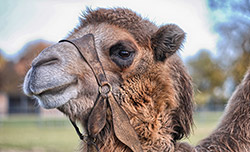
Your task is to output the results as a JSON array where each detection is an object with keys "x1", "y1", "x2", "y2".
[{"x1": 99, "y1": 82, "x2": 112, "y2": 97}]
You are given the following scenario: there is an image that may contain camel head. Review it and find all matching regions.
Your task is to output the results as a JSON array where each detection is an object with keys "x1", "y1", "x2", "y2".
[{"x1": 23, "y1": 8, "x2": 193, "y2": 151}]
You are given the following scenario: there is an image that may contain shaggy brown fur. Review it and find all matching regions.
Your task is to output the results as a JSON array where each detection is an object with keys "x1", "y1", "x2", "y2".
[
  {"x1": 62, "y1": 8, "x2": 193, "y2": 151},
  {"x1": 23, "y1": 7, "x2": 250, "y2": 152},
  {"x1": 69, "y1": 8, "x2": 193, "y2": 151},
  {"x1": 73, "y1": 8, "x2": 158, "y2": 47}
]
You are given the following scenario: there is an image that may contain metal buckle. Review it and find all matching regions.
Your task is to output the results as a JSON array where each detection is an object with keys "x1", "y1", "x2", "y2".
[{"x1": 99, "y1": 82, "x2": 112, "y2": 97}]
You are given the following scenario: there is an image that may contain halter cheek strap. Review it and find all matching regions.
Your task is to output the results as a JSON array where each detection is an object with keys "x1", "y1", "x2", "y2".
[{"x1": 59, "y1": 34, "x2": 142, "y2": 152}]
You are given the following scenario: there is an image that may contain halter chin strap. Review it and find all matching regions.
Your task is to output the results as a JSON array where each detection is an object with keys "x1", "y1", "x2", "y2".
[{"x1": 59, "y1": 34, "x2": 142, "y2": 152}]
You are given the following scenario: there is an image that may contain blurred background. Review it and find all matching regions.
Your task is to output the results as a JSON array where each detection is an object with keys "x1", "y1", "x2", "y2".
[{"x1": 0, "y1": 0, "x2": 249, "y2": 151}]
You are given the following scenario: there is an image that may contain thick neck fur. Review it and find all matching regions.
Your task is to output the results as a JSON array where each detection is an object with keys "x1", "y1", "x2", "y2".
[
  {"x1": 120, "y1": 66, "x2": 178, "y2": 152},
  {"x1": 82, "y1": 65, "x2": 179, "y2": 152}
]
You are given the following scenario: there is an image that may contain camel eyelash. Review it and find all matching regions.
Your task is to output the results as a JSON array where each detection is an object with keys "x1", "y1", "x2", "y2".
[{"x1": 109, "y1": 40, "x2": 136, "y2": 56}]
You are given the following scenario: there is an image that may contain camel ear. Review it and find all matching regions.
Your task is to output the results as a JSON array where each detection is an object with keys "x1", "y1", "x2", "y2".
[{"x1": 151, "y1": 24, "x2": 185, "y2": 61}]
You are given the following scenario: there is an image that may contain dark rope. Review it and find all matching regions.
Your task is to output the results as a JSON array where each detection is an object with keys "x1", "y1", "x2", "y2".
[
  {"x1": 69, "y1": 119, "x2": 84, "y2": 140},
  {"x1": 69, "y1": 119, "x2": 100, "y2": 152},
  {"x1": 59, "y1": 37, "x2": 141, "y2": 152},
  {"x1": 61, "y1": 38, "x2": 102, "y2": 152},
  {"x1": 87, "y1": 139, "x2": 100, "y2": 152},
  {"x1": 59, "y1": 39, "x2": 102, "y2": 86}
]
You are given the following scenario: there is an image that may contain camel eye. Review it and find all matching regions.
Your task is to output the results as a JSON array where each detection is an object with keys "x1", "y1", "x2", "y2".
[
  {"x1": 118, "y1": 50, "x2": 131, "y2": 58},
  {"x1": 110, "y1": 44, "x2": 134, "y2": 60},
  {"x1": 109, "y1": 41, "x2": 136, "y2": 69}
]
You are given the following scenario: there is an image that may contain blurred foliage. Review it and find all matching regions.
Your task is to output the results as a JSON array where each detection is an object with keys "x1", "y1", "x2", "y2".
[
  {"x1": 231, "y1": 51, "x2": 250, "y2": 84},
  {"x1": 0, "y1": 52, "x2": 6, "y2": 71},
  {"x1": 0, "y1": 40, "x2": 52, "y2": 94},
  {"x1": 187, "y1": 0, "x2": 250, "y2": 106},
  {"x1": 15, "y1": 40, "x2": 53, "y2": 76},
  {"x1": 207, "y1": 0, "x2": 250, "y2": 84},
  {"x1": 187, "y1": 50, "x2": 226, "y2": 105},
  {"x1": 0, "y1": 61, "x2": 20, "y2": 94}
]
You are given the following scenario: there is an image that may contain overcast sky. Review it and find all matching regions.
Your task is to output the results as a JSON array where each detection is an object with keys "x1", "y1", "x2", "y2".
[{"x1": 0, "y1": 0, "x2": 218, "y2": 59}]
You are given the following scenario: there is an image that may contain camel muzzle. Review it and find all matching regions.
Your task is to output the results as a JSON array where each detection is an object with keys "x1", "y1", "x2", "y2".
[{"x1": 59, "y1": 34, "x2": 143, "y2": 152}]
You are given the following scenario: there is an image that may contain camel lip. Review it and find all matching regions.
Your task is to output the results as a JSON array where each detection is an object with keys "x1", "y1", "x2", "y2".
[
  {"x1": 32, "y1": 79, "x2": 79, "y2": 109},
  {"x1": 38, "y1": 83, "x2": 71, "y2": 97},
  {"x1": 33, "y1": 79, "x2": 78, "y2": 98}
]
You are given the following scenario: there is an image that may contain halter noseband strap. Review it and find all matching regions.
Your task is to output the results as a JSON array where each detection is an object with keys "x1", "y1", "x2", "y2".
[{"x1": 59, "y1": 34, "x2": 142, "y2": 152}]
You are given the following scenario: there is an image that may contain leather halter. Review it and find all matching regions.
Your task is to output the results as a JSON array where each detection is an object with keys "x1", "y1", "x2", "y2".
[{"x1": 59, "y1": 34, "x2": 142, "y2": 152}]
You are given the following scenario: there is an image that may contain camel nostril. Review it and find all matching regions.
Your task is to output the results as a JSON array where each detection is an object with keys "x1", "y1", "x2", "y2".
[{"x1": 33, "y1": 57, "x2": 59, "y2": 67}]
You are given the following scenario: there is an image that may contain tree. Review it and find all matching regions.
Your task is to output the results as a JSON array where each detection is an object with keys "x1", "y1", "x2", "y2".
[
  {"x1": 0, "y1": 39, "x2": 52, "y2": 94},
  {"x1": 207, "y1": 0, "x2": 250, "y2": 85},
  {"x1": 15, "y1": 39, "x2": 53, "y2": 76},
  {"x1": 0, "y1": 49, "x2": 6, "y2": 71},
  {"x1": 187, "y1": 49, "x2": 226, "y2": 106},
  {"x1": 0, "y1": 50, "x2": 8, "y2": 91}
]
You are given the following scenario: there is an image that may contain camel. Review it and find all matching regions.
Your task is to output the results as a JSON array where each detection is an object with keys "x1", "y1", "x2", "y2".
[{"x1": 23, "y1": 8, "x2": 250, "y2": 152}]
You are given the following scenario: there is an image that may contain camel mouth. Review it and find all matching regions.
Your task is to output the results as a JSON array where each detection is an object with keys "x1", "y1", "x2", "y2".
[
  {"x1": 33, "y1": 80, "x2": 79, "y2": 109},
  {"x1": 38, "y1": 82, "x2": 73, "y2": 97}
]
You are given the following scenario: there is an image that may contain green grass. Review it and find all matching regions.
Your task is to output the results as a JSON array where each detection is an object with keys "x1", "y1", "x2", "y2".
[
  {"x1": 182, "y1": 111, "x2": 223, "y2": 145},
  {"x1": 0, "y1": 112, "x2": 223, "y2": 151},
  {"x1": 0, "y1": 115, "x2": 79, "y2": 152}
]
